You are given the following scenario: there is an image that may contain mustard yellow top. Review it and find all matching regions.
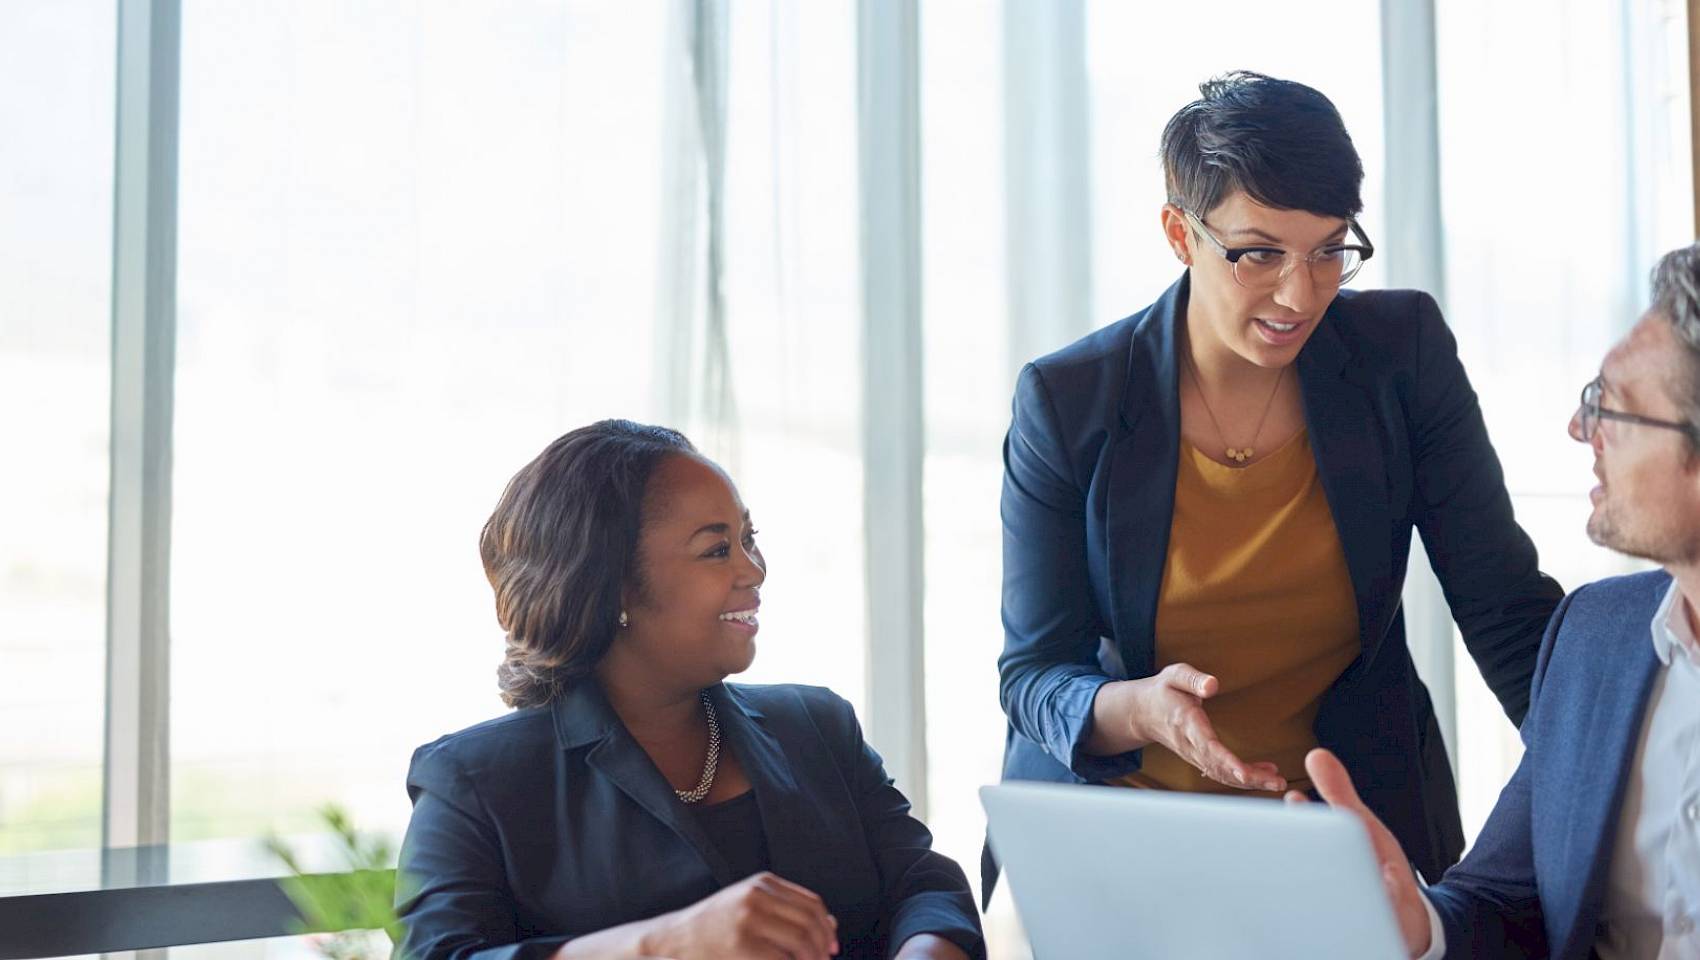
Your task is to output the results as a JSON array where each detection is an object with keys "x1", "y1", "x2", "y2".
[{"x1": 1116, "y1": 428, "x2": 1359, "y2": 796}]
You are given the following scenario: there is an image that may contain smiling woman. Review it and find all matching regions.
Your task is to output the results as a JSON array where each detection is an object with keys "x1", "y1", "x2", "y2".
[
  {"x1": 397, "y1": 420, "x2": 984, "y2": 960},
  {"x1": 989, "y1": 71, "x2": 1566, "y2": 907}
]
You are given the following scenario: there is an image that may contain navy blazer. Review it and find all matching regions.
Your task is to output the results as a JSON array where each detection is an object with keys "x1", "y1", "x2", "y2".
[
  {"x1": 1427, "y1": 570, "x2": 1669, "y2": 959},
  {"x1": 994, "y1": 274, "x2": 1563, "y2": 893},
  {"x1": 397, "y1": 682, "x2": 984, "y2": 960}
]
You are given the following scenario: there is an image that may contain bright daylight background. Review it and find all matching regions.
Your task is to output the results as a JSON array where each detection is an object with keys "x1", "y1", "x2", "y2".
[{"x1": 1, "y1": 1, "x2": 1692, "y2": 958}]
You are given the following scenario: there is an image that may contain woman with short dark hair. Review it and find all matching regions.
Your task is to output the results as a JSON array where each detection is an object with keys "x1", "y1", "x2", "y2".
[
  {"x1": 992, "y1": 71, "x2": 1564, "y2": 896},
  {"x1": 399, "y1": 420, "x2": 983, "y2": 960}
]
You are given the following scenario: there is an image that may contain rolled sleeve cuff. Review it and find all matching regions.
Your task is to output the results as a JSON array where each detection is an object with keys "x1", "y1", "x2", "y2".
[{"x1": 1053, "y1": 674, "x2": 1142, "y2": 782}]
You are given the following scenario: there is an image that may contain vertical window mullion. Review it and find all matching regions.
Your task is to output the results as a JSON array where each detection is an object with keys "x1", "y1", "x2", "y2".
[
  {"x1": 104, "y1": 0, "x2": 179, "y2": 862},
  {"x1": 1002, "y1": 0, "x2": 1092, "y2": 375},
  {"x1": 857, "y1": 0, "x2": 928, "y2": 816},
  {"x1": 1688, "y1": 0, "x2": 1700, "y2": 235},
  {"x1": 1381, "y1": 0, "x2": 1457, "y2": 772}
]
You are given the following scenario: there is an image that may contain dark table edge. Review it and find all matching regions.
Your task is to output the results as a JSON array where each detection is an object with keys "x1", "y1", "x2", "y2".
[{"x1": 0, "y1": 871, "x2": 390, "y2": 959}]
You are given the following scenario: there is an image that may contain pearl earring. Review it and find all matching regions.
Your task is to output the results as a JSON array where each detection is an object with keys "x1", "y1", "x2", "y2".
[{"x1": 618, "y1": 611, "x2": 629, "y2": 628}]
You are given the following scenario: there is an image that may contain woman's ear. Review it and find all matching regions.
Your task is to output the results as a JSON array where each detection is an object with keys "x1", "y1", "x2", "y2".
[{"x1": 1160, "y1": 203, "x2": 1193, "y2": 265}]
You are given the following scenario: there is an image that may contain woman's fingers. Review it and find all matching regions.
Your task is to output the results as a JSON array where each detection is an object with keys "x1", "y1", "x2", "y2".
[
  {"x1": 1183, "y1": 733, "x2": 1271, "y2": 791},
  {"x1": 747, "y1": 912, "x2": 833, "y2": 960},
  {"x1": 1147, "y1": 669, "x2": 1285, "y2": 791},
  {"x1": 754, "y1": 871, "x2": 830, "y2": 907},
  {"x1": 750, "y1": 901, "x2": 834, "y2": 959},
  {"x1": 1176, "y1": 706, "x2": 1284, "y2": 791},
  {"x1": 751, "y1": 874, "x2": 838, "y2": 956},
  {"x1": 1161, "y1": 662, "x2": 1218, "y2": 698}
]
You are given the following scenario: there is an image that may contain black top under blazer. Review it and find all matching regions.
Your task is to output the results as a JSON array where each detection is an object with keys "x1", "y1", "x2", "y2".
[
  {"x1": 397, "y1": 681, "x2": 984, "y2": 960},
  {"x1": 992, "y1": 273, "x2": 1565, "y2": 896}
]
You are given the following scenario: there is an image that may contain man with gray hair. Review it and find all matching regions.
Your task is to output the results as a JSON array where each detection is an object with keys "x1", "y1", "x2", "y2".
[{"x1": 1295, "y1": 241, "x2": 1700, "y2": 959}]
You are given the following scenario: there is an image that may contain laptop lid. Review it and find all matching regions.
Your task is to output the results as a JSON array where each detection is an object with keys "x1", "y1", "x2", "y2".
[{"x1": 981, "y1": 782, "x2": 1408, "y2": 960}]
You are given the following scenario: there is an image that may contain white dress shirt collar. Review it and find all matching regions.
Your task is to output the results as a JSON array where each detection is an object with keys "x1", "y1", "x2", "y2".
[{"x1": 1651, "y1": 579, "x2": 1700, "y2": 668}]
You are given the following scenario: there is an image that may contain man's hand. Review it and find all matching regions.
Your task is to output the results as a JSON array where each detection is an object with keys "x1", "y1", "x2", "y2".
[{"x1": 1285, "y1": 748, "x2": 1433, "y2": 957}]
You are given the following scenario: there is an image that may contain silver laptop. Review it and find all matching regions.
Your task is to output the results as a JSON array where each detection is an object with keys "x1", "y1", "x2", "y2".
[{"x1": 981, "y1": 782, "x2": 1407, "y2": 959}]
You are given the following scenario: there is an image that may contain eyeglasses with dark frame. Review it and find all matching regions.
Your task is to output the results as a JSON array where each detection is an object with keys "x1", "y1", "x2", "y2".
[
  {"x1": 1575, "y1": 375, "x2": 1698, "y2": 443},
  {"x1": 1183, "y1": 209, "x2": 1375, "y2": 290}
]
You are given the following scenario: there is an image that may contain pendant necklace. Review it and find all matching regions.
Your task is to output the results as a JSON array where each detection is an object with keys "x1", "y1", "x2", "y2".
[{"x1": 1184, "y1": 352, "x2": 1285, "y2": 466}]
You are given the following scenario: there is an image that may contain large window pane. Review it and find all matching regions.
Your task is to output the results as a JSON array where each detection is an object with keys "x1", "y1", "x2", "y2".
[
  {"x1": 919, "y1": 0, "x2": 1018, "y2": 951},
  {"x1": 713, "y1": 0, "x2": 866, "y2": 716},
  {"x1": 172, "y1": 1, "x2": 668, "y2": 848},
  {"x1": 0, "y1": 0, "x2": 115, "y2": 856},
  {"x1": 922, "y1": 8, "x2": 1385, "y2": 956},
  {"x1": 1436, "y1": 0, "x2": 1692, "y2": 839},
  {"x1": 172, "y1": 3, "x2": 866, "y2": 909},
  {"x1": 1086, "y1": 3, "x2": 1387, "y2": 320}
]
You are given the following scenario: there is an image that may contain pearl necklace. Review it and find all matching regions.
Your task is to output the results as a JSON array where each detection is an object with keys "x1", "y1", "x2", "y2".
[{"x1": 674, "y1": 691, "x2": 721, "y2": 804}]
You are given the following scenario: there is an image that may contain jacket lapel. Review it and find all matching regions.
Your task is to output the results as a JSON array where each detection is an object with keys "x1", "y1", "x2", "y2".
[
  {"x1": 555, "y1": 682, "x2": 734, "y2": 884},
  {"x1": 1104, "y1": 276, "x2": 1185, "y2": 678},
  {"x1": 1104, "y1": 278, "x2": 1395, "y2": 675},
  {"x1": 711, "y1": 685, "x2": 810, "y2": 877},
  {"x1": 1295, "y1": 303, "x2": 1394, "y2": 671},
  {"x1": 1553, "y1": 614, "x2": 1663, "y2": 959}
]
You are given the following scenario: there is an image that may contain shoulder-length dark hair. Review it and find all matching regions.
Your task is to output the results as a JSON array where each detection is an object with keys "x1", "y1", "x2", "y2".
[{"x1": 480, "y1": 419, "x2": 695, "y2": 708}]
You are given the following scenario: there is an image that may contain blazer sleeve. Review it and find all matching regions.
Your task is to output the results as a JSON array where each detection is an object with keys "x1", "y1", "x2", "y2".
[
  {"x1": 1421, "y1": 588, "x2": 1577, "y2": 957},
  {"x1": 818, "y1": 692, "x2": 986, "y2": 960},
  {"x1": 395, "y1": 745, "x2": 573, "y2": 960},
  {"x1": 1407, "y1": 292, "x2": 1563, "y2": 725},
  {"x1": 997, "y1": 362, "x2": 1142, "y2": 780}
]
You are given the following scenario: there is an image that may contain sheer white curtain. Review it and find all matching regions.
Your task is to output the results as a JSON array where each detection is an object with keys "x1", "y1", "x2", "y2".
[
  {"x1": 705, "y1": 0, "x2": 866, "y2": 713},
  {"x1": 920, "y1": 5, "x2": 1386, "y2": 956},
  {"x1": 8, "y1": 4, "x2": 1695, "y2": 957},
  {"x1": 1435, "y1": 0, "x2": 1693, "y2": 840},
  {"x1": 0, "y1": 0, "x2": 115, "y2": 856},
  {"x1": 170, "y1": 1, "x2": 670, "y2": 851},
  {"x1": 166, "y1": 0, "x2": 865, "y2": 886}
]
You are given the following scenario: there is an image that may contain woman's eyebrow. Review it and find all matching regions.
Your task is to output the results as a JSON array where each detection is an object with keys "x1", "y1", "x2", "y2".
[
  {"x1": 1219, "y1": 226, "x2": 1284, "y2": 243},
  {"x1": 1220, "y1": 225, "x2": 1350, "y2": 246},
  {"x1": 686, "y1": 511, "x2": 752, "y2": 541}
]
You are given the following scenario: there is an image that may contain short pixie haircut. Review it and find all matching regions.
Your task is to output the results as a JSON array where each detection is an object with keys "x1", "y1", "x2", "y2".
[
  {"x1": 480, "y1": 419, "x2": 695, "y2": 709},
  {"x1": 1160, "y1": 71, "x2": 1364, "y2": 221}
]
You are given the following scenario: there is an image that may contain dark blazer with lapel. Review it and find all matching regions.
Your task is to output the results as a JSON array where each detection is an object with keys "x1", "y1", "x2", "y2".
[
  {"x1": 397, "y1": 682, "x2": 984, "y2": 960},
  {"x1": 1426, "y1": 570, "x2": 1668, "y2": 959},
  {"x1": 994, "y1": 274, "x2": 1563, "y2": 892}
]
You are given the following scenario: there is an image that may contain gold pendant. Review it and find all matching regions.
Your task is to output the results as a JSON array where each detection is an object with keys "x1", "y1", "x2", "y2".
[{"x1": 1226, "y1": 447, "x2": 1253, "y2": 463}]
